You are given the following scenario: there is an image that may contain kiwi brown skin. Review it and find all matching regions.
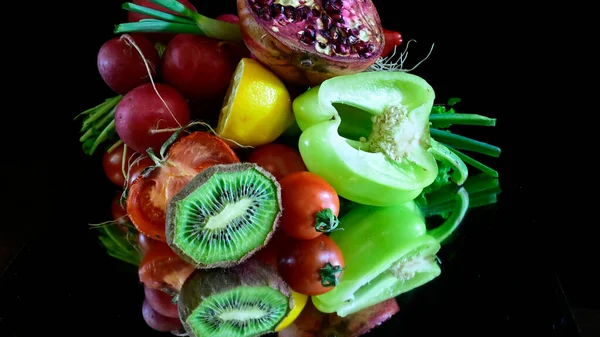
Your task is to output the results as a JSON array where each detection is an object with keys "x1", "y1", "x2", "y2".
[
  {"x1": 178, "y1": 259, "x2": 294, "y2": 337},
  {"x1": 165, "y1": 162, "x2": 283, "y2": 269}
]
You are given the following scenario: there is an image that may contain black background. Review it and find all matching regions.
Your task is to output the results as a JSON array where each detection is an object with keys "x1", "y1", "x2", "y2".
[{"x1": 0, "y1": 1, "x2": 589, "y2": 336}]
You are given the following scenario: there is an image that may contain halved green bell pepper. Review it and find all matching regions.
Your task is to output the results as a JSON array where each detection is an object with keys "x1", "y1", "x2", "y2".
[
  {"x1": 312, "y1": 187, "x2": 469, "y2": 317},
  {"x1": 293, "y1": 71, "x2": 465, "y2": 206}
]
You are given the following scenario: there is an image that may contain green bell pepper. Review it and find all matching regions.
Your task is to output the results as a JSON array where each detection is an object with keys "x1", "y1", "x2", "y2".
[
  {"x1": 312, "y1": 187, "x2": 469, "y2": 317},
  {"x1": 293, "y1": 71, "x2": 467, "y2": 207}
]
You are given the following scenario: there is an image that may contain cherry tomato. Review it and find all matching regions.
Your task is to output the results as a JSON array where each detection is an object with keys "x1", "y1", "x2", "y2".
[
  {"x1": 252, "y1": 229, "x2": 292, "y2": 270},
  {"x1": 127, "y1": 156, "x2": 155, "y2": 187},
  {"x1": 278, "y1": 171, "x2": 340, "y2": 240},
  {"x1": 139, "y1": 241, "x2": 195, "y2": 293},
  {"x1": 138, "y1": 231, "x2": 160, "y2": 255},
  {"x1": 247, "y1": 143, "x2": 307, "y2": 181},
  {"x1": 277, "y1": 235, "x2": 345, "y2": 296},
  {"x1": 102, "y1": 143, "x2": 132, "y2": 187},
  {"x1": 382, "y1": 28, "x2": 403, "y2": 58},
  {"x1": 102, "y1": 142, "x2": 153, "y2": 187},
  {"x1": 127, "y1": 131, "x2": 239, "y2": 241},
  {"x1": 111, "y1": 192, "x2": 130, "y2": 232}
]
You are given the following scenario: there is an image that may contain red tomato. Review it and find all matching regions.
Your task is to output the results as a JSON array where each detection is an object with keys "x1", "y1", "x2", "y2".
[
  {"x1": 277, "y1": 235, "x2": 345, "y2": 296},
  {"x1": 139, "y1": 241, "x2": 195, "y2": 293},
  {"x1": 252, "y1": 229, "x2": 292, "y2": 271},
  {"x1": 138, "y1": 231, "x2": 160, "y2": 255},
  {"x1": 102, "y1": 143, "x2": 153, "y2": 187},
  {"x1": 127, "y1": 132, "x2": 239, "y2": 241},
  {"x1": 127, "y1": 156, "x2": 155, "y2": 187},
  {"x1": 278, "y1": 171, "x2": 340, "y2": 240},
  {"x1": 247, "y1": 143, "x2": 307, "y2": 181},
  {"x1": 382, "y1": 28, "x2": 403, "y2": 58}
]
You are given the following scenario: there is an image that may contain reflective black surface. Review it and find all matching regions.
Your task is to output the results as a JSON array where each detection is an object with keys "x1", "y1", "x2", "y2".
[{"x1": 0, "y1": 1, "x2": 589, "y2": 336}]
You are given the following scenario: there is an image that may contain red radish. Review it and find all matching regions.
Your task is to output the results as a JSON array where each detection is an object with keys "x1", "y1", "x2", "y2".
[
  {"x1": 97, "y1": 34, "x2": 160, "y2": 95},
  {"x1": 215, "y1": 13, "x2": 240, "y2": 24},
  {"x1": 143, "y1": 286, "x2": 179, "y2": 318},
  {"x1": 141, "y1": 299, "x2": 183, "y2": 332},
  {"x1": 115, "y1": 83, "x2": 190, "y2": 154},
  {"x1": 381, "y1": 28, "x2": 403, "y2": 58},
  {"x1": 127, "y1": 0, "x2": 198, "y2": 44},
  {"x1": 160, "y1": 34, "x2": 237, "y2": 102}
]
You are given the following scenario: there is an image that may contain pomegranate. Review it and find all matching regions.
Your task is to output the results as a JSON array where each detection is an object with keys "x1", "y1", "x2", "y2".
[{"x1": 237, "y1": 0, "x2": 385, "y2": 87}]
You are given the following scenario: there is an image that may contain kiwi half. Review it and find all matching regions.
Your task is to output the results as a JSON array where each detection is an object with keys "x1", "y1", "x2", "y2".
[
  {"x1": 165, "y1": 162, "x2": 282, "y2": 268},
  {"x1": 178, "y1": 260, "x2": 293, "y2": 337}
]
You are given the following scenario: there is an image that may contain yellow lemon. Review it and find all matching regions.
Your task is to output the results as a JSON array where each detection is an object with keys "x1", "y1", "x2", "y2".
[
  {"x1": 275, "y1": 291, "x2": 308, "y2": 332},
  {"x1": 217, "y1": 58, "x2": 295, "y2": 147}
]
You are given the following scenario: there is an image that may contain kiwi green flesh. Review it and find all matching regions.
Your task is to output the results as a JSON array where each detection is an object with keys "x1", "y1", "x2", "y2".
[
  {"x1": 185, "y1": 285, "x2": 288, "y2": 337},
  {"x1": 179, "y1": 260, "x2": 293, "y2": 337},
  {"x1": 166, "y1": 163, "x2": 282, "y2": 268}
]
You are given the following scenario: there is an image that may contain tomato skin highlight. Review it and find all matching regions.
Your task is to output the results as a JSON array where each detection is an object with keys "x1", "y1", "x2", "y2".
[
  {"x1": 278, "y1": 171, "x2": 340, "y2": 240},
  {"x1": 277, "y1": 235, "x2": 345, "y2": 296},
  {"x1": 247, "y1": 143, "x2": 307, "y2": 181},
  {"x1": 139, "y1": 241, "x2": 195, "y2": 293}
]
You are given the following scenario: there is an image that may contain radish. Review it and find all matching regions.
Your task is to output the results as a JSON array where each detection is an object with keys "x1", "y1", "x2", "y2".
[
  {"x1": 115, "y1": 82, "x2": 190, "y2": 154},
  {"x1": 215, "y1": 13, "x2": 240, "y2": 24},
  {"x1": 97, "y1": 34, "x2": 160, "y2": 95},
  {"x1": 160, "y1": 34, "x2": 240, "y2": 103},
  {"x1": 127, "y1": 0, "x2": 198, "y2": 44}
]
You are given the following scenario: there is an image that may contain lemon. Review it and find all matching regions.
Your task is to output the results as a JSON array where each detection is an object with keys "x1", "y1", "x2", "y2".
[
  {"x1": 275, "y1": 290, "x2": 309, "y2": 332},
  {"x1": 217, "y1": 58, "x2": 295, "y2": 147}
]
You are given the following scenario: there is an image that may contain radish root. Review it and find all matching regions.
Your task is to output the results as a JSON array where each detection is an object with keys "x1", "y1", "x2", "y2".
[
  {"x1": 121, "y1": 34, "x2": 184, "y2": 129},
  {"x1": 368, "y1": 39, "x2": 435, "y2": 72}
]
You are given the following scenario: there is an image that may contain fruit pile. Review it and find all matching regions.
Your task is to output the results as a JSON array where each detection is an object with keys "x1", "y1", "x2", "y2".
[{"x1": 79, "y1": 1, "x2": 502, "y2": 337}]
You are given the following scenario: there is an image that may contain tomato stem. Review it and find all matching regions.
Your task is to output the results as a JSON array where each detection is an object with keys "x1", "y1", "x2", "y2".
[
  {"x1": 315, "y1": 208, "x2": 341, "y2": 233},
  {"x1": 146, "y1": 148, "x2": 164, "y2": 166},
  {"x1": 320, "y1": 262, "x2": 344, "y2": 287}
]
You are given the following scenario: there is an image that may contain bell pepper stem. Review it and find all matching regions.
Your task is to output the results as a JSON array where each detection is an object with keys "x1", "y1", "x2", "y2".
[{"x1": 427, "y1": 187, "x2": 469, "y2": 245}]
